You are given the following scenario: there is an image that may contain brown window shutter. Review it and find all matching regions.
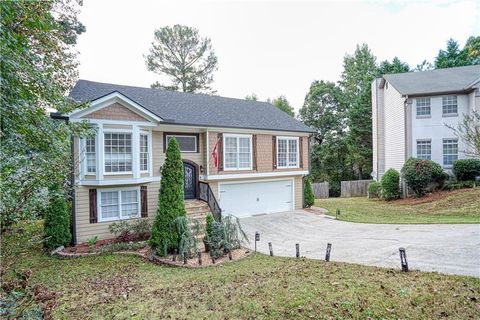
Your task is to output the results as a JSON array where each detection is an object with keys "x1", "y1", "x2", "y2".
[
  {"x1": 299, "y1": 137, "x2": 304, "y2": 168},
  {"x1": 217, "y1": 133, "x2": 223, "y2": 171},
  {"x1": 141, "y1": 186, "x2": 148, "y2": 218},
  {"x1": 89, "y1": 189, "x2": 97, "y2": 223},
  {"x1": 252, "y1": 134, "x2": 257, "y2": 171},
  {"x1": 272, "y1": 136, "x2": 277, "y2": 169}
]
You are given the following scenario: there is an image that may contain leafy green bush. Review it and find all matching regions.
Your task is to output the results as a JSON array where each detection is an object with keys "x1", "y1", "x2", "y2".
[
  {"x1": 380, "y1": 169, "x2": 400, "y2": 200},
  {"x1": 402, "y1": 158, "x2": 446, "y2": 197},
  {"x1": 453, "y1": 159, "x2": 480, "y2": 181},
  {"x1": 367, "y1": 181, "x2": 382, "y2": 199},
  {"x1": 108, "y1": 218, "x2": 152, "y2": 242},
  {"x1": 149, "y1": 138, "x2": 186, "y2": 256},
  {"x1": 304, "y1": 177, "x2": 315, "y2": 207},
  {"x1": 43, "y1": 184, "x2": 71, "y2": 249},
  {"x1": 329, "y1": 181, "x2": 341, "y2": 197},
  {"x1": 442, "y1": 180, "x2": 475, "y2": 191},
  {"x1": 86, "y1": 236, "x2": 98, "y2": 247}
]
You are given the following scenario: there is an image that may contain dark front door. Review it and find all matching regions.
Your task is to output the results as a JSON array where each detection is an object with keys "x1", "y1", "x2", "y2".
[{"x1": 183, "y1": 162, "x2": 196, "y2": 199}]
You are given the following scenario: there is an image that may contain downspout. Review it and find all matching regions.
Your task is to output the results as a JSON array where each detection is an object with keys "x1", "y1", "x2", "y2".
[{"x1": 50, "y1": 113, "x2": 76, "y2": 245}]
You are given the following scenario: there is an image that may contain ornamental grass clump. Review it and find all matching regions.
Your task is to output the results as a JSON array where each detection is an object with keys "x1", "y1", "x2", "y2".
[
  {"x1": 43, "y1": 184, "x2": 71, "y2": 249},
  {"x1": 149, "y1": 138, "x2": 186, "y2": 256}
]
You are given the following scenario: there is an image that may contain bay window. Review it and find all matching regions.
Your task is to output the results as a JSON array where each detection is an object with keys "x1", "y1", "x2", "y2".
[
  {"x1": 104, "y1": 132, "x2": 132, "y2": 173},
  {"x1": 98, "y1": 188, "x2": 139, "y2": 222},
  {"x1": 140, "y1": 134, "x2": 149, "y2": 172},
  {"x1": 277, "y1": 137, "x2": 299, "y2": 168},
  {"x1": 224, "y1": 134, "x2": 252, "y2": 170},
  {"x1": 85, "y1": 136, "x2": 96, "y2": 174}
]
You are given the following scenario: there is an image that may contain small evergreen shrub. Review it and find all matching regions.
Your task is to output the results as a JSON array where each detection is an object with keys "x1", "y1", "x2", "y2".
[
  {"x1": 453, "y1": 159, "x2": 480, "y2": 181},
  {"x1": 173, "y1": 216, "x2": 199, "y2": 259},
  {"x1": 380, "y1": 169, "x2": 400, "y2": 200},
  {"x1": 149, "y1": 138, "x2": 186, "y2": 256},
  {"x1": 205, "y1": 213, "x2": 214, "y2": 239},
  {"x1": 206, "y1": 216, "x2": 248, "y2": 259},
  {"x1": 43, "y1": 184, "x2": 71, "y2": 249},
  {"x1": 367, "y1": 181, "x2": 382, "y2": 199},
  {"x1": 304, "y1": 177, "x2": 315, "y2": 207},
  {"x1": 329, "y1": 181, "x2": 341, "y2": 197},
  {"x1": 402, "y1": 158, "x2": 446, "y2": 197}
]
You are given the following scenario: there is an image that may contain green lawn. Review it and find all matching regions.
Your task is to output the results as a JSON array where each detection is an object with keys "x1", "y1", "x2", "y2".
[
  {"x1": 2, "y1": 222, "x2": 480, "y2": 319},
  {"x1": 315, "y1": 188, "x2": 480, "y2": 224}
]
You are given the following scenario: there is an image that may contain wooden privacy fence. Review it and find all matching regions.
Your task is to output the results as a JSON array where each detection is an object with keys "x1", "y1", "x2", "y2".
[
  {"x1": 312, "y1": 182, "x2": 329, "y2": 199},
  {"x1": 341, "y1": 180, "x2": 372, "y2": 197}
]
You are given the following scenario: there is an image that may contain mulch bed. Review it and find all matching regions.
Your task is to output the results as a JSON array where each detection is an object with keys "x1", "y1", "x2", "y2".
[
  {"x1": 63, "y1": 239, "x2": 116, "y2": 254},
  {"x1": 391, "y1": 189, "x2": 468, "y2": 205},
  {"x1": 150, "y1": 248, "x2": 252, "y2": 268}
]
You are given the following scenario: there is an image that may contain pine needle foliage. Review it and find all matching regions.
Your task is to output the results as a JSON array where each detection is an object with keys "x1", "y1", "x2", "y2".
[
  {"x1": 304, "y1": 177, "x2": 315, "y2": 207},
  {"x1": 149, "y1": 138, "x2": 186, "y2": 255}
]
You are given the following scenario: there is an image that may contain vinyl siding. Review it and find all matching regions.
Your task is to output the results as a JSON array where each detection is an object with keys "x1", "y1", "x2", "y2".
[{"x1": 383, "y1": 83, "x2": 406, "y2": 174}]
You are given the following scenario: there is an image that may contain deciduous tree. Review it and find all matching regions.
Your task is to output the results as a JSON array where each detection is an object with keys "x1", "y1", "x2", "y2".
[{"x1": 270, "y1": 95, "x2": 294, "y2": 117}]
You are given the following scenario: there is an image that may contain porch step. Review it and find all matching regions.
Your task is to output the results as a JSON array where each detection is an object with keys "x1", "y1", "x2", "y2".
[{"x1": 185, "y1": 199, "x2": 211, "y2": 251}]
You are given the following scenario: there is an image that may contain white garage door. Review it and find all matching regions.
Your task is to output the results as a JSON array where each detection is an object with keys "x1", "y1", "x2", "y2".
[{"x1": 219, "y1": 179, "x2": 294, "y2": 218}]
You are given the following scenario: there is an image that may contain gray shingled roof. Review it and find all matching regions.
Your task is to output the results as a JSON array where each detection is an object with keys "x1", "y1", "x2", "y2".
[
  {"x1": 383, "y1": 65, "x2": 480, "y2": 96},
  {"x1": 69, "y1": 80, "x2": 314, "y2": 133}
]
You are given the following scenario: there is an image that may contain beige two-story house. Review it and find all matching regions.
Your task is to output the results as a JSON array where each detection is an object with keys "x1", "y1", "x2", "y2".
[{"x1": 68, "y1": 80, "x2": 314, "y2": 243}]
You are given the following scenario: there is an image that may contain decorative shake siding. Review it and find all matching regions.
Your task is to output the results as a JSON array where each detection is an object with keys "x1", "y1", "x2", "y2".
[
  {"x1": 85, "y1": 103, "x2": 146, "y2": 121},
  {"x1": 383, "y1": 83, "x2": 406, "y2": 174},
  {"x1": 207, "y1": 131, "x2": 309, "y2": 175}
]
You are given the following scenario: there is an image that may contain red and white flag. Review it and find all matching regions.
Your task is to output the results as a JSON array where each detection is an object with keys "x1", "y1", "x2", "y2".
[{"x1": 211, "y1": 138, "x2": 220, "y2": 167}]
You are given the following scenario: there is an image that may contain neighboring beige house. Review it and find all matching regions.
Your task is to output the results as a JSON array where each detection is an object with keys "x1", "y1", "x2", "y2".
[
  {"x1": 372, "y1": 65, "x2": 480, "y2": 181},
  {"x1": 67, "y1": 80, "x2": 314, "y2": 243}
]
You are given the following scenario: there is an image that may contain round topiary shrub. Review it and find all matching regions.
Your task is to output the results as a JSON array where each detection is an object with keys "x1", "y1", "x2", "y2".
[
  {"x1": 367, "y1": 181, "x2": 382, "y2": 199},
  {"x1": 453, "y1": 159, "x2": 480, "y2": 181},
  {"x1": 380, "y1": 169, "x2": 400, "y2": 200},
  {"x1": 401, "y1": 158, "x2": 446, "y2": 197},
  {"x1": 304, "y1": 177, "x2": 315, "y2": 207}
]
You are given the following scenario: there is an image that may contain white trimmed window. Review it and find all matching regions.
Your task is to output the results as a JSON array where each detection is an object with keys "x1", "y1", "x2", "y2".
[
  {"x1": 416, "y1": 140, "x2": 431, "y2": 160},
  {"x1": 85, "y1": 136, "x2": 96, "y2": 174},
  {"x1": 442, "y1": 96, "x2": 458, "y2": 116},
  {"x1": 416, "y1": 98, "x2": 431, "y2": 117},
  {"x1": 140, "y1": 134, "x2": 149, "y2": 172},
  {"x1": 443, "y1": 138, "x2": 458, "y2": 167},
  {"x1": 277, "y1": 137, "x2": 299, "y2": 168},
  {"x1": 224, "y1": 134, "x2": 252, "y2": 170},
  {"x1": 104, "y1": 132, "x2": 132, "y2": 173},
  {"x1": 99, "y1": 188, "x2": 139, "y2": 222},
  {"x1": 166, "y1": 135, "x2": 197, "y2": 152}
]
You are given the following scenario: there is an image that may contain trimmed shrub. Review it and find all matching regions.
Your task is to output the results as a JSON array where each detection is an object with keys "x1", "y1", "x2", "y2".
[
  {"x1": 453, "y1": 159, "x2": 480, "y2": 181},
  {"x1": 402, "y1": 158, "x2": 446, "y2": 197},
  {"x1": 304, "y1": 177, "x2": 315, "y2": 207},
  {"x1": 109, "y1": 218, "x2": 152, "y2": 242},
  {"x1": 205, "y1": 213, "x2": 214, "y2": 239},
  {"x1": 367, "y1": 181, "x2": 382, "y2": 199},
  {"x1": 380, "y1": 169, "x2": 400, "y2": 200},
  {"x1": 149, "y1": 138, "x2": 186, "y2": 256},
  {"x1": 43, "y1": 184, "x2": 71, "y2": 249},
  {"x1": 206, "y1": 216, "x2": 247, "y2": 259}
]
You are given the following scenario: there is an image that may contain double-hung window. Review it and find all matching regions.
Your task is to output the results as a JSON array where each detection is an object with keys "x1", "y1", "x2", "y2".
[
  {"x1": 104, "y1": 132, "x2": 132, "y2": 173},
  {"x1": 99, "y1": 188, "x2": 139, "y2": 222},
  {"x1": 277, "y1": 137, "x2": 299, "y2": 168},
  {"x1": 85, "y1": 136, "x2": 96, "y2": 174},
  {"x1": 442, "y1": 96, "x2": 458, "y2": 116},
  {"x1": 416, "y1": 98, "x2": 431, "y2": 117},
  {"x1": 416, "y1": 140, "x2": 431, "y2": 160},
  {"x1": 140, "y1": 134, "x2": 149, "y2": 172},
  {"x1": 443, "y1": 138, "x2": 458, "y2": 167},
  {"x1": 224, "y1": 134, "x2": 252, "y2": 170}
]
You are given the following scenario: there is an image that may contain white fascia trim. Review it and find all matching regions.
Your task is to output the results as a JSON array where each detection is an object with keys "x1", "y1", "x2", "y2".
[
  {"x1": 206, "y1": 170, "x2": 308, "y2": 181},
  {"x1": 72, "y1": 119, "x2": 158, "y2": 127},
  {"x1": 68, "y1": 92, "x2": 162, "y2": 123},
  {"x1": 78, "y1": 176, "x2": 161, "y2": 186},
  {"x1": 157, "y1": 124, "x2": 311, "y2": 137}
]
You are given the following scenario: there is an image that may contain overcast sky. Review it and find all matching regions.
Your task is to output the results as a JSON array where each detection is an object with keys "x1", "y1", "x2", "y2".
[{"x1": 76, "y1": 0, "x2": 479, "y2": 110}]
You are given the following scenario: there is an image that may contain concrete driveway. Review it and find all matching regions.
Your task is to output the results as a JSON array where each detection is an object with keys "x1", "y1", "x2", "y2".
[{"x1": 240, "y1": 210, "x2": 480, "y2": 277}]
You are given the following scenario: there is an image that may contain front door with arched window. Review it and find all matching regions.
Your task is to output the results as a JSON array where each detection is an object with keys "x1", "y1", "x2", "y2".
[{"x1": 183, "y1": 161, "x2": 197, "y2": 199}]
